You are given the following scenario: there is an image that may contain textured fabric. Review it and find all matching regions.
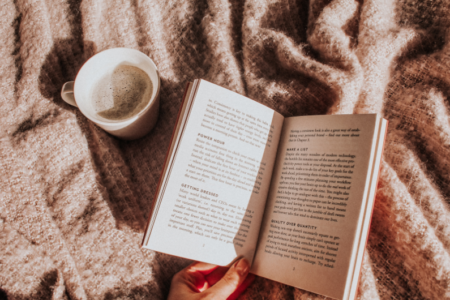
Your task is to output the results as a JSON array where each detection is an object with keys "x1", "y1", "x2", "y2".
[{"x1": 1, "y1": 0, "x2": 450, "y2": 299}]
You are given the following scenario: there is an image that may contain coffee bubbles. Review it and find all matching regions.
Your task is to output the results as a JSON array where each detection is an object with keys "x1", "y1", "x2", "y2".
[{"x1": 92, "y1": 65, "x2": 153, "y2": 121}]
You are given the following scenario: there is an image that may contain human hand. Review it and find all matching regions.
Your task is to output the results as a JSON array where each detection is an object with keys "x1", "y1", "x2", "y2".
[{"x1": 167, "y1": 258, "x2": 255, "y2": 300}]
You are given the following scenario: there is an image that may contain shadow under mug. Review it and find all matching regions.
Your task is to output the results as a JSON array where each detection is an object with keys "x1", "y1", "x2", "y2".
[{"x1": 61, "y1": 48, "x2": 160, "y2": 140}]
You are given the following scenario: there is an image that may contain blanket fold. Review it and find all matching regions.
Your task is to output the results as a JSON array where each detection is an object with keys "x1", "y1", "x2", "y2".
[{"x1": 1, "y1": 0, "x2": 450, "y2": 299}]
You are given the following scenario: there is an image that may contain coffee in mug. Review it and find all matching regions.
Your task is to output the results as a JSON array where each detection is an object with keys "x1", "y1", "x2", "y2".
[{"x1": 92, "y1": 65, "x2": 153, "y2": 121}]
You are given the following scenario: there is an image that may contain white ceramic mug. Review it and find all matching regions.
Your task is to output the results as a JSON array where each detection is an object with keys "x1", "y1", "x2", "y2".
[{"x1": 61, "y1": 48, "x2": 160, "y2": 140}]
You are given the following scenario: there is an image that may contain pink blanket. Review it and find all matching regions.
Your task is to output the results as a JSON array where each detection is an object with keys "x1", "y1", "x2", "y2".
[{"x1": 1, "y1": 0, "x2": 449, "y2": 299}]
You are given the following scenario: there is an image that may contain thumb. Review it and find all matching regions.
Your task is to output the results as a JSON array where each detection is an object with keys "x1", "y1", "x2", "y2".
[{"x1": 205, "y1": 258, "x2": 250, "y2": 299}]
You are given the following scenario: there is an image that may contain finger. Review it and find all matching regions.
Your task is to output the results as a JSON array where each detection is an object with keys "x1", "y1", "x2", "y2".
[
  {"x1": 173, "y1": 269, "x2": 208, "y2": 293},
  {"x1": 205, "y1": 258, "x2": 250, "y2": 299},
  {"x1": 205, "y1": 266, "x2": 228, "y2": 286},
  {"x1": 173, "y1": 262, "x2": 217, "y2": 293},
  {"x1": 185, "y1": 261, "x2": 220, "y2": 275},
  {"x1": 227, "y1": 273, "x2": 256, "y2": 300}
]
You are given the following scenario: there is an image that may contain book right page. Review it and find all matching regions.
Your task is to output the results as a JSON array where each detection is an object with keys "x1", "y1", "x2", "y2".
[{"x1": 251, "y1": 114, "x2": 380, "y2": 300}]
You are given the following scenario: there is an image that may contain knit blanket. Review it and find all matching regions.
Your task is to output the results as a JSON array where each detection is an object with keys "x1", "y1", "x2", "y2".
[{"x1": 1, "y1": 0, "x2": 450, "y2": 299}]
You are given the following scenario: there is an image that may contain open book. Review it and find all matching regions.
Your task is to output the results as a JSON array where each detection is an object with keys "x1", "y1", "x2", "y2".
[{"x1": 142, "y1": 79, "x2": 387, "y2": 300}]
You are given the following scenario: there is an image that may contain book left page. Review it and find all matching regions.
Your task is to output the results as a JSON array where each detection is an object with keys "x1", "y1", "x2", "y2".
[{"x1": 144, "y1": 80, "x2": 284, "y2": 266}]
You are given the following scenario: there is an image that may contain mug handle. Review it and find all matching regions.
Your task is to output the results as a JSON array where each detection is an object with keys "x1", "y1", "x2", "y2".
[{"x1": 61, "y1": 81, "x2": 78, "y2": 107}]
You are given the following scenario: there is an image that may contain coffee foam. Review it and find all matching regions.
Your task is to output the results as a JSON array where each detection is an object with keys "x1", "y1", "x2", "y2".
[{"x1": 92, "y1": 65, "x2": 153, "y2": 121}]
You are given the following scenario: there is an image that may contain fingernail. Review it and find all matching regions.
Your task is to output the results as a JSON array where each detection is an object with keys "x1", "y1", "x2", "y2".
[{"x1": 234, "y1": 258, "x2": 249, "y2": 276}]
